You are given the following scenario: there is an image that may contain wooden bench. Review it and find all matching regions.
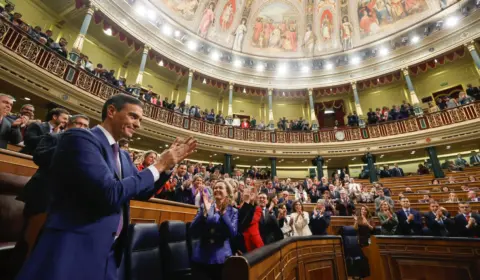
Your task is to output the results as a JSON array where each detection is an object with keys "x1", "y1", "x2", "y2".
[
  {"x1": 369, "y1": 235, "x2": 480, "y2": 280},
  {"x1": 223, "y1": 236, "x2": 347, "y2": 280}
]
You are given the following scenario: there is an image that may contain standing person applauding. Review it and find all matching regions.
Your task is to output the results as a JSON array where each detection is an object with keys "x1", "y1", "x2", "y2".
[
  {"x1": 310, "y1": 200, "x2": 331, "y2": 235},
  {"x1": 353, "y1": 205, "x2": 374, "y2": 247},
  {"x1": 377, "y1": 201, "x2": 399, "y2": 235},
  {"x1": 289, "y1": 201, "x2": 312, "y2": 236},
  {"x1": 190, "y1": 180, "x2": 238, "y2": 280}
]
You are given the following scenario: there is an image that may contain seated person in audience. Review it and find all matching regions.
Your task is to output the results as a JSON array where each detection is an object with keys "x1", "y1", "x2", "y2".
[
  {"x1": 375, "y1": 189, "x2": 394, "y2": 213},
  {"x1": 469, "y1": 150, "x2": 480, "y2": 166},
  {"x1": 379, "y1": 165, "x2": 391, "y2": 178},
  {"x1": 136, "y1": 150, "x2": 157, "y2": 171},
  {"x1": 441, "y1": 186, "x2": 450, "y2": 193},
  {"x1": 467, "y1": 190, "x2": 479, "y2": 202},
  {"x1": 367, "y1": 108, "x2": 377, "y2": 124},
  {"x1": 454, "y1": 202, "x2": 480, "y2": 237},
  {"x1": 39, "y1": 29, "x2": 54, "y2": 45},
  {"x1": 237, "y1": 188, "x2": 263, "y2": 253},
  {"x1": 249, "y1": 116, "x2": 256, "y2": 128},
  {"x1": 418, "y1": 194, "x2": 433, "y2": 204},
  {"x1": 455, "y1": 154, "x2": 468, "y2": 169},
  {"x1": 16, "y1": 114, "x2": 90, "y2": 261},
  {"x1": 431, "y1": 187, "x2": 441, "y2": 193},
  {"x1": 322, "y1": 191, "x2": 337, "y2": 215},
  {"x1": 431, "y1": 179, "x2": 440, "y2": 185},
  {"x1": 417, "y1": 163, "x2": 430, "y2": 175},
  {"x1": 458, "y1": 91, "x2": 474, "y2": 105},
  {"x1": 446, "y1": 176, "x2": 456, "y2": 184},
  {"x1": 446, "y1": 97, "x2": 458, "y2": 108},
  {"x1": 396, "y1": 198, "x2": 422, "y2": 235},
  {"x1": 6, "y1": 103, "x2": 36, "y2": 139},
  {"x1": 310, "y1": 200, "x2": 331, "y2": 235},
  {"x1": 258, "y1": 193, "x2": 283, "y2": 244},
  {"x1": 0, "y1": 94, "x2": 23, "y2": 148},
  {"x1": 391, "y1": 163, "x2": 404, "y2": 177},
  {"x1": 50, "y1": 38, "x2": 68, "y2": 58},
  {"x1": 424, "y1": 201, "x2": 453, "y2": 237},
  {"x1": 174, "y1": 164, "x2": 195, "y2": 204},
  {"x1": 335, "y1": 190, "x2": 355, "y2": 216},
  {"x1": 21, "y1": 107, "x2": 69, "y2": 155},
  {"x1": 446, "y1": 192, "x2": 459, "y2": 203},
  {"x1": 353, "y1": 205, "x2": 375, "y2": 247},
  {"x1": 359, "y1": 184, "x2": 373, "y2": 203},
  {"x1": 390, "y1": 105, "x2": 400, "y2": 120},
  {"x1": 289, "y1": 200, "x2": 312, "y2": 236},
  {"x1": 11, "y1": 12, "x2": 22, "y2": 26},
  {"x1": 260, "y1": 180, "x2": 276, "y2": 196},
  {"x1": 192, "y1": 175, "x2": 209, "y2": 207},
  {"x1": 468, "y1": 175, "x2": 476, "y2": 182},
  {"x1": 466, "y1": 83, "x2": 480, "y2": 100},
  {"x1": 378, "y1": 201, "x2": 399, "y2": 235},
  {"x1": 404, "y1": 187, "x2": 413, "y2": 194},
  {"x1": 0, "y1": 3, "x2": 14, "y2": 19},
  {"x1": 190, "y1": 180, "x2": 238, "y2": 280}
]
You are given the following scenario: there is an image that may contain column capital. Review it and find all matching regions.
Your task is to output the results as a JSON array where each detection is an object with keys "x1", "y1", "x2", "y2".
[
  {"x1": 229, "y1": 82, "x2": 234, "y2": 89},
  {"x1": 350, "y1": 81, "x2": 357, "y2": 90},
  {"x1": 268, "y1": 88, "x2": 273, "y2": 95},
  {"x1": 401, "y1": 67, "x2": 410, "y2": 76},
  {"x1": 143, "y1": 45, "x2": 151, "y2": 54},
  {"x1": 465, "y1": 40, "x2": 476, "y2": 52},
  {"x1": 188, "y1": 69, "x2": 195, "y2": 76},
  {"x1": 307, "y1": 88, "x2": 313, "y2": 95},
  {"x1": 86, "y1": 4, "x2": 96, "y2": 15}
]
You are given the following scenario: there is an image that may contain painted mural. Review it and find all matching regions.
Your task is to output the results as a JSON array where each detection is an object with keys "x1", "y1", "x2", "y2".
[
  {"x1": 356, "y1": 0, "x2": 429, "y2": 38},
  {"x1": 149, "y1": 0, "x2": 456, "y2": 57},
  {"x1": 162, "y1": 0, "x2": 201, "y2": 21},
  {"x1": 250, "y1": 2, "x2": 301, "y2": 53}
]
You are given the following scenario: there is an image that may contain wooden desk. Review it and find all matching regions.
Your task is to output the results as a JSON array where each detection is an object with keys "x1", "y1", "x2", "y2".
[
  {"x1": 223, "y1": 236, "x2": 347, "y2": 280},
  {"x1": 0, "y1": 148, "x2": 36, "y2": 177},
  {"x1": 328, "y1": 216, "x2": 379, "y2": 235},
  {"x1": 129, "y1": 199, "x2": 197, "y2": 224},
  {"x1": 371, "y1": 235, "x2": 480, "y2": 280}
]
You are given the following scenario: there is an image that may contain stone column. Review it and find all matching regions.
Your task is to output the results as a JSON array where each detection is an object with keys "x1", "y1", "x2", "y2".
[
  {"x1": 314, "y1": 156, "x2": 324, "y2": 179},
  {"x1": 133, "y1": 45, "x2": 150, "y2": 96},
  {"x1": 426, "y1": 146, "x2": 445, "y2": 178},
  {"x1": 270, "y1": 157, "x2": 277, "y2": 179},
  {"x1": 227, "y1": 82, "x2": 234, "y2": 116},
  {"x1": 224, "y1": 154, "x2": 232, "y2": 176},
  {"x1": 268, "y1": 88, "x2": 274, "y2": 130},
  {"x1": 465, "y1": 41, "x2": 480, "y2": 76},
  {"x1": 351, "y1": 81, "x2": 365, "y2": 127},
  {"x1": 308, "y1": 88, "x2": 318, "y2": 131},
  {"x1": 185, "y1": 69, "x2": 194, "y2": 106},
  {"x1": 70, "y1": 4, "x2": 95, "y2": 63},
  {"x1": 401, "y1": 67, "x2": 423, "y2": 116}
]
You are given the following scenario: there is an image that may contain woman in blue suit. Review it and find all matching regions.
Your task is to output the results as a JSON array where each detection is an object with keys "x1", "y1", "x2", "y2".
[{"x1": 190, "y1": 179, "x2": 238, "y2": 280}]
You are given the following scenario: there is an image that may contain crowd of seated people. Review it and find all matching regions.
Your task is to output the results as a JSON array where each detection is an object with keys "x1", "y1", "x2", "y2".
[
  {"x1": 431, "y1": 87, "x2": 479, "y2": 112},
  {"x1": 366, "y1": 100, "x2": 414, "y2": 124}
]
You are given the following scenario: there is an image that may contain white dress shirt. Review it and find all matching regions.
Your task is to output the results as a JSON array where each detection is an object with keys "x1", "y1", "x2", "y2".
[{"x1": 97, "y1": 125, "x2": 159, "y2": 181}]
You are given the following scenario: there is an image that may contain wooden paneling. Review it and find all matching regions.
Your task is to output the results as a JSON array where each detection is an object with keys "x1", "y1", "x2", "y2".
[
  {"x1": 371, "y1": 236, "x2": 480, "y2": 280},
  {"x1": 0, "y1": 149, "x2": 37, "y2": 177},
  {"x1": 129, "y1": 199, "x2": 198, "y2": 224},
  {"x1": 225, "y1": 237, "x2": 347, "y2": 280}
]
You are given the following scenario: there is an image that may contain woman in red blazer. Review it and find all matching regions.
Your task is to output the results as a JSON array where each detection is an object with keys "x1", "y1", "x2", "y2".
[{"x1": 238, "y1": 188, "x2": 264, "y2": 252}]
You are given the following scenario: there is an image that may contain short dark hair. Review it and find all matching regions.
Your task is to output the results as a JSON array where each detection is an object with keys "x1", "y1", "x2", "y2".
[
  {"x1": 68, "y1": 114, "x2": 89, "y2": 125},
  {"x1": 20, "y1": 104, "x2": 34, "y2": 110},
  {"x1": 119, "y1": 138, "x2": 129, "y2": 147},
  {"x1": 46, "y1": 108, "x2": 69, "y2": 121},
  {"x1": 101, "y1": 94, "x2": 143, "y2": 121}
]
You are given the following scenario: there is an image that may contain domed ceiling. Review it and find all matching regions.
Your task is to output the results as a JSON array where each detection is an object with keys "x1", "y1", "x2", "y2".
[{"x1": 152, "y1": 0, "x2": 456, "y2": 58}]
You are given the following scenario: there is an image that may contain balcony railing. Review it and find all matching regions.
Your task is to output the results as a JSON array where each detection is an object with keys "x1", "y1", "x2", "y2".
[{"x1": 2, "y1": 18, "x2": 480, "y2": 144}]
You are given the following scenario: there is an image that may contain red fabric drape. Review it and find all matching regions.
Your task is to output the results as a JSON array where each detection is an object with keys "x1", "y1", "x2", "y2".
[{"x1": 314, "y1": 99, "x2": 345, "y2": 127}]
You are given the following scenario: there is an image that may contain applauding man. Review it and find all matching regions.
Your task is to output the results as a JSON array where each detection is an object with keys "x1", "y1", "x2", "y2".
[{"x1": 17, "y1": 94, "x2": 197, "y2": 280}]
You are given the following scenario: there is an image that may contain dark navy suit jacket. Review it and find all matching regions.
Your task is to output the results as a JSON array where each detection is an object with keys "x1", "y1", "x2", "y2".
[
  {"x1": 16, "y1": 127, "x2": 170, "y2": 280},
  {"x1": 395, "y1": 208, "x2": 423, "y2": 235}
]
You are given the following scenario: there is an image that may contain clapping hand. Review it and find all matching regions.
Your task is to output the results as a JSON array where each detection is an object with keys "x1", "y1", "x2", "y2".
[
  {"x1": 11, "y1": 115, "x2": 29, "y2": 127},
  {"x1": 155, "y1": 137, "x2": 197, "y2": 173},
  {"x1": 407, "y1": 214, "x2": 414, "y2": 222}
]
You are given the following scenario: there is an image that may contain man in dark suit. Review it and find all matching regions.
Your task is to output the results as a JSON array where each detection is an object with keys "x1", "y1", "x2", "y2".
[
  {"x1": 391, "y1": 163, "x2": 404, "y2": 177},
  {"x1": 258, "y1": 193, "x2": 283, "y2": 245},
  {"x1": 310, "y1": 200, "x2": 331, "y2": 235},
  {"x1": 0, "y1": 94, "x2": 23, "y2": 148},
  {"x1": 15, "y1": 114, "x2": 90, "y2": 265},
  {"x1": 454, "y1": 202, "x2": 480, "y2": 237},
  {"x1": 424, "y1": 201, "x2": 453, "y2": 237},
  {"x1": 20, "y1": 107, "x2": 69, "y2": 155},
  {"x1": 278, "y1": 191, "x2": 293, "y2": 214},
  {"x1": 396, "y1": 198, "x2": 423, "y2": 235},
  {"x1": 469, "y1": 151, "x2": 480, "y2": 166},
  {"x1": 335, "y1": 190, "x2": 355, "y2": 216},
  {"x1": 16, "y1": 94, "x2": 197, "y2": 280}
]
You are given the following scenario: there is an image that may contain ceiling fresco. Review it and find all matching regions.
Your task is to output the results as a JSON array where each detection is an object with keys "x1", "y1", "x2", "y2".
[{"x1": 151, "y1": 0, "x2": 456, "y2": 58}]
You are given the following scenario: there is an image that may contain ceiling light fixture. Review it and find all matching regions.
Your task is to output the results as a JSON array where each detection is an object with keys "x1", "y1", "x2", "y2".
[
  {"x1": 411, "y1": 36, "x2": 420, "y2": 44},
  {"x1": 202, "y1": 78, "x2": 207, "y2": 84},
  {"x1": 162, "y1": 24, "x2": 172, "y2": 36},
  {"x1": 325, "y1": 62, "x2": 333, "y2": 70},
  {"x1": 445, "y1": 16, "x2": 459, "y2": 27},
  {"x1": 301, "y1": 65, "x2": 310, "y2": 73},
  {"x1": 379, "y1": 47, "x2": 389, "y2": 56},
  {"x1": 277, "y1": 63, "x2": 287, "y2": 75},
  {"x1": 434, "y1": 59, "x2": 438, "y2": 63},
  {"x1": 158, "y1": 59, "x2": 164, "y2": 66},
  {"x1": 256, "y1": 63, "x2": 265, "y2": 72},
  {"x1": 147, "y1": 10, "x2": 156, "y2": 21},
  {"x1": 233, "y1": 59, "x2": 242, "y2": 68},
  {"x1": 211, "y1": 51, "x2": 220, "y2": 61},
  {"x1": 174, "y1": 30, "x2": 181, "y2": 38},
  {"x1": 104, "y1": 28, "x2": 113, "y2": 36},
  {"x1": 243, "y1": 88, "x2": 246, "y2": 93},
  {"x1": 23, "y1": 97, "x2": 31, "y2": 101},
  {"x1": 187, "y1": 41, "x2": 197, "y2": 50},
  {"x1": 351, "y1": 56, "x2": 361, "y2": 65},
  {"x1": 446, "y1": 145, "x2": 451, "y2": 149},
  {"x1": 380, "y1": 154, "x2": 384, "y2": 158},
  {"x1": 411, "y1": 151, "x2": 416, "y2": 154},
  {"x1": 136, "y1": 137, "x2": 141, "y2": 140},
  {"x1": 352, "y1": 157, "x2": 356, "y2": 160},
  {"x1": 135, "y1": 5, "x2": 146, "y2": 16}
]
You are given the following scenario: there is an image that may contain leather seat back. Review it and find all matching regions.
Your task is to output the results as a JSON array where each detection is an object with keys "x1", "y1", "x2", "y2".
[
  {"x1": 159, "y1": 221, "x2": 192, "y2": 280},
  {"x1": 126, "y1": 223, "x2": 162, "y2": 280},
  {"x1": 340, "y1": 226, "x2": 362, "y2": 258}
]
